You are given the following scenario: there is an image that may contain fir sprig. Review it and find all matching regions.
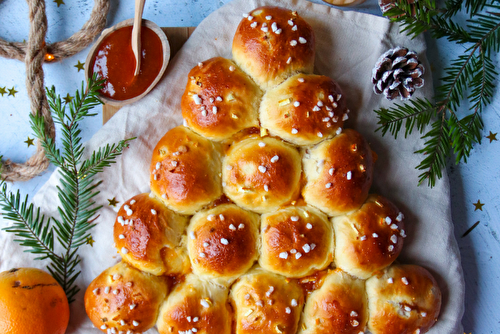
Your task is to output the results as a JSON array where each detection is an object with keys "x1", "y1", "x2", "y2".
[
  {"x1": 0, "y1": 75, "x2": 134, "y2": 302},
  {"x1": 375, "y1": 0, "x2": 499, "y2": 187}
]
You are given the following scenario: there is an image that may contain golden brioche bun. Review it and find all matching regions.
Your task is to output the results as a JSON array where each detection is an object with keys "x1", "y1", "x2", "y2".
[
  {"x1": 222, "y1": 135, "x2": 301, "y2": 213},
  {"x1": 84, "y1": 261, "x2": 168, "y2": 333},
  {"x1": 150, "y1": 126, "x2": 223, "y2": 215},
  {"x1": 298, "y1": 269, "x2": 368, "y2": 334},
  {"x1": 366, "y1": 264, "x2": 442, "y2": 334},
  {"x1": 157, "y1": 274, "x2": 232, "y2": 334},
  {"x1": 231, "y1": 267, "x2": 304, "y2": 334},
  {"x1": 232, "y1": 6, "x2": 315, "y2": 89},
  {"x1": 181, "y1": 57, "x2": 262, "y2": 141},
  {"x1": 113, "y1": 193, "x2": 189, "y2": 276},
  {"x1": 332, "y1": 194, "x2": 406, "y2": 279},
  {"x1": 187, "y1": 204, "x2": 261, "y2": 285},
  {"x1": 259, "y1": 206, "x2": 334, "y2": 278},
  {"x1": 260, "y1": 74, "x2": 348, "y2": 146},
  {"x1": 302, "y1": 129, "x2": 374, "y2": 217}
]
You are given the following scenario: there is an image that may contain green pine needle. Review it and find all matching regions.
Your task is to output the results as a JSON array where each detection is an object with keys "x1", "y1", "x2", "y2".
[
  {"x1": 374, "y1": 97, "x2": 436, "y2": 139},
  {"x1": 415, "y1": 115, "x2": 451, "y2": 186},
  {"x1": 375, "y1": 0, "x2": 500, "y2": 187},
  {"x1": 0, "y1": 75, "x2": 134, "y2": 303},
  {"x1": 0, "y1": 187, "x2": 56, "y2": 260}
]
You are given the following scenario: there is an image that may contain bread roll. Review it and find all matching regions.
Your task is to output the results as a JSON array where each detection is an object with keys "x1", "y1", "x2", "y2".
[
  {"x1": 84, "y1": 261, "x2": 167, "y2": 334},
  {"x1": 332, "y1": 194, "x2": 406, "y2": 279},
  {"x1": 150, "y1": 126, "x2": 223, "y2": 215},
  {"x1": 157, "y1": 274, "x2": 232, "y2": 334},
  {"x1": 259, "y1": 206, "x2": 334, "y2": 278},
  {"x1": 232, "y1": 6, "x2": 315, "y2": 89},
  {"x1": 302, "y1": 129, "x2": 374, "y2": 216},
  {"x1": 298, "y1": 269, "x2": 368, "y2": 334},
  {"x1": 113, "y1": 193, "x2": 189, "y2": 276},
  {"x1": 231, "y1": 267, "x2": 304, "y2": 334},
  {"x1": 187, "y1": 204, "x2": 260, "y2": 285},
  {"x1": 260, "y1": 74, "x2": 348, "y2": 146},
  {"x1": 366, "y1": 264, "x2": 442, "y2": 334},
  {"x1": 222, "y1": 136, "x2": 301, "y2": 213},
  {"x1": 181, "y1": 57, "x2": 262, "y2": 141}
]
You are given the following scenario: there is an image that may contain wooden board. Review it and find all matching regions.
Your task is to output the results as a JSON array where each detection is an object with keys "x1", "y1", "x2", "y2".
[{"x1": 102, "y1": 27, "x2": 196, "y2": 124}]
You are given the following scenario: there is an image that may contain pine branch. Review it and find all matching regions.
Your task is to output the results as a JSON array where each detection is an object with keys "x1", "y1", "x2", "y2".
[
  {"x1": 438, "y1": 53, "x2": 478, "y2": 111},
  {"x1": 447, "y1": 111, "x2": 477, "y2": 164},
  {"x1": 79, "y1": 139, "x2": 135, "y2": 177},
  {"x1": 465, "y1": 0, "x2": 490, "y2": 17},
  {"x1": 384, "y1": 0, "x2": 438, "y2": 37},
  {"x1": 374, "y1": 98, "x2": 436, "y2": 138},
  {"x1": 29, "y1": 112, "x2": 65, "y2": 168},
  {"x1": 442, "y1": 0, "x2": 490, "y2": 18},
  {"x1": 464, "y1": 51, "x2": 495, "y2": 142},
  {"x1": 0, "y1": 182, "x2": 57, "y2": 261},
  {"x1": 385, "y1": 0, "x2": 475, "y2": 43},
  {"x1": 0, "y1": 75, "x2": 134, "y2": 303},
  {"x1": 443, "y1": 0, "x2": 465, "y2": 18},
  {"x1": 415, "y1": 115, "x2": 452, "y2": 186},
  {"x1": 375, "y1": 0, "x2": 500, "y2": 186},
  {"x1": 44, "y1": 76, "x2": 104, "y2": 301},
  {"x1": 431, "y1": 15, "x2": 474, "y2": 43},
  {"x1": 469, "y1": 51, "x2": 496, "y2": 114},
  {"x1": 469, "y1": 8, "x2": 500, "y2": 54}
]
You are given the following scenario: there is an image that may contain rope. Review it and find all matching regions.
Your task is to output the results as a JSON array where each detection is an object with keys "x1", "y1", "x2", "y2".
[{"x1": 0, "y1": 0, "x2": 110, "y2": 182}]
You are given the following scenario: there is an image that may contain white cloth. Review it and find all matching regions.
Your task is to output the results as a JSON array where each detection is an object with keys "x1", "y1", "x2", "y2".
[{"x1": 0, "y1": 0, "x2": 464, "y2": 333}]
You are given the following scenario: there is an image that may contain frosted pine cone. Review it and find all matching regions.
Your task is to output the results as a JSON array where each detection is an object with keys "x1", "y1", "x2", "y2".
[
  {"x1": 371, "y1": 46, "x2": 425, "y2": 100},
  {"x1": 379, "y1": 0, "x2": 396, "y2": 14},
  {"x1": 378, "y1": 0, "x2": 416, "y2": 15}
]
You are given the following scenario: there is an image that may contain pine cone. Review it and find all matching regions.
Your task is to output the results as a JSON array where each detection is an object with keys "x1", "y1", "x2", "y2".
[
  {"x1": 379, "y1": 0, "x2": 396, "y2": 14},
  {"x1": 371, "y1": 46, "x2": 425, "y2": 100},
  {"x1": 378, "y1": 0, "x2": 416, "y2": 15}
]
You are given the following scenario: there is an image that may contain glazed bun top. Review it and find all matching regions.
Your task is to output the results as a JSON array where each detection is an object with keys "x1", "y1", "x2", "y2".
[
  {"x1": 114, "y1": 193, "x2": 189, "y2": 276},
  {"x1": 150, "y1": 126, "x2": 223, "y2": 215},
  {"x1": 302, "y1": 129, "x2": 375, "y2": 217},
  {"x1": 181, "y1": 57, "x2": 262, "y2": 141},
  {"x1": 366, "y1": 264, "x2": 442, "y2": 334},
  {"x1": 332, "y1": 194, "x2": 406, "y2": 279},
  {"x1": 156, "y1": 274, "x2": 232, "y2": 334},
  {"x1": 187, "y1": 204, "x2": 261, "y2": 285},
  {"x1": 259, "y1": 206, "x2": 334, "y2": 278},
  {"x1": 260, "y1": 74, "x2": 348, "y2": 146},
  {"x1": 232, "y1": 6, "x2": 315, "y2": 90},
  {"x1": 222, "y1": 135, "x2": 301, "y2": 213},
  {"x1": 84, "y1": 261, "x2": 168, "y2": 334},
  {"x1": 298, "y1": 269, "x2": 368, "y2": 334},
  {"x1": 230, "y1": 267, "x2": 305, "y2": 334}
]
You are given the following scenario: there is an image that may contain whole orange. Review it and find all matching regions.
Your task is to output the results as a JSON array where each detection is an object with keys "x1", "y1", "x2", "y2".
[{"x1": 0, "y1": 267, "x2": 70, "y2": 334}]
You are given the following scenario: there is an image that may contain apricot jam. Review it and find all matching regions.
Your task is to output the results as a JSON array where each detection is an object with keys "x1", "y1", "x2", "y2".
[{"x1": 91, "y1": 25, "x2": 163, "y2": 100}]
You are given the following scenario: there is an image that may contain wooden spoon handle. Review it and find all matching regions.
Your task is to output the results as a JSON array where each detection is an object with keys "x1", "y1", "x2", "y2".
[{"x1": 132, "y1": 0, "x2": 146, "y2": 76}]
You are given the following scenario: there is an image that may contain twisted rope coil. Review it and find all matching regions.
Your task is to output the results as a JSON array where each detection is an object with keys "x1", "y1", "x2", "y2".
[{"x1": 0, "y1": 0, "x2": 109, "y2": 182}]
